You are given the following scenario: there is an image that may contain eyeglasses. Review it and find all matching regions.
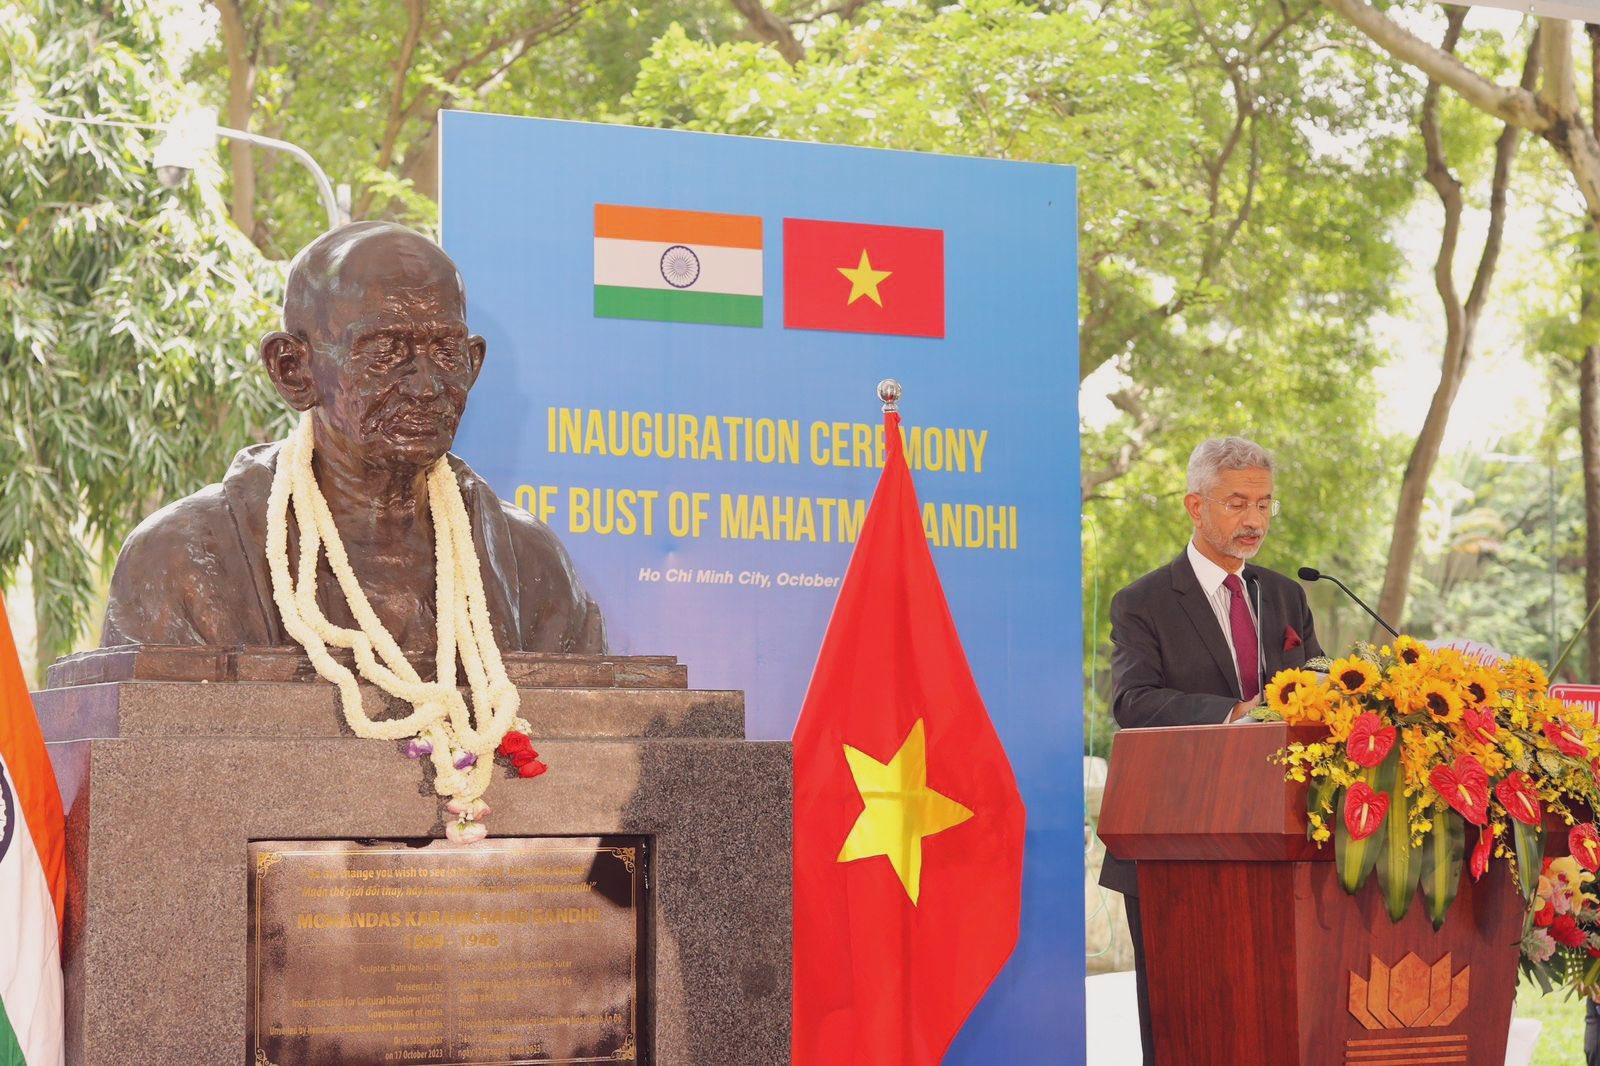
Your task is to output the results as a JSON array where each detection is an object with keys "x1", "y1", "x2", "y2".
[{"x1": 1202, "y1": 495, "x2": 1281, "y2": 517}]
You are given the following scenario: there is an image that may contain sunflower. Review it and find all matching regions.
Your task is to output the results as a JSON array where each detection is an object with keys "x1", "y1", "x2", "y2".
[
  {"x1": 1419, "y1": 678, "x2": 1464, "y2": 725},
  {"x1": 1460, "y1": 667, "x2": 1500, "y2": 709},
  {"x1": 1266, "y1": 669, "x2": 1323, "y2": 720},
  {"x1": 1328, "y1": 656, "x2": 1379, "y2": 697},
  {"x1": 1392, "y1": 635, "x2": 1431, "y2": 668}
]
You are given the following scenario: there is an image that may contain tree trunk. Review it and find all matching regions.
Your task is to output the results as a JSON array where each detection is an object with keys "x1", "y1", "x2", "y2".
[
  {"x1": 1370, "y1": 15, "x2": 1530, "y2": 637},
  {"x1": 1579, "y1": 26, "x2": 1600, "y2": 682},
  {"x1": 213, "y1": 0, "x2": 257, "y2": 242},
  {"x1": 1580, "y1": 344, "x2": 1600, "y2": 680},
  {"x1": 400, "y1": 124, "x2": 439, "y2": 204}
]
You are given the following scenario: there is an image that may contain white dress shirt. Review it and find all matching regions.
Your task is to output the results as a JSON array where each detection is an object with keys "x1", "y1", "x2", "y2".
[{"x1": 1186, "y1": 539, "x2": 1261, "y2": 698}]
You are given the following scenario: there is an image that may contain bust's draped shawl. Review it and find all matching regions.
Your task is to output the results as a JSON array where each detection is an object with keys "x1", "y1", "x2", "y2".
[{"x1": 101, "y1": 441, "x2": 604, "y2": 655}]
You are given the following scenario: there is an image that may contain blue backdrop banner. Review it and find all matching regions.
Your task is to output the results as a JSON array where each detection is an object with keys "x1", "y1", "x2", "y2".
[{"x1": 440, "y1": 111, "x2": 1084, "y2": 1060}]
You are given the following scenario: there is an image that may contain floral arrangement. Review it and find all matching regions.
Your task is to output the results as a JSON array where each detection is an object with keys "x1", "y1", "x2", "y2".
[
  {"x1": 1260, "y1": 636, "x2": 1600, "y2": 933},
  {"x1": 1521, "y1": 855, "x2": 1600, "y2": 994}
]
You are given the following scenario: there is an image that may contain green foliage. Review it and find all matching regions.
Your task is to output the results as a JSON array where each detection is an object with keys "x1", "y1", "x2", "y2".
[
  {"x1": 184, "y1": 0, "x2": 742, "y2": 257},
  {"x1": 619, "y1": 0, "x2": 1423, "y2": 757},
  {"x1": 1402, "y1": 425, "x2": 1588, "y2": 671},
  {"x1": 1, "y1": 0, "x2": 289, "y2": 670}
]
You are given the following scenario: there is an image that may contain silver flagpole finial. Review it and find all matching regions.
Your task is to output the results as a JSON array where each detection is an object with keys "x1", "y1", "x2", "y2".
[{"x1": 877, "y1": 378, "x2": 902, "y2": 413}]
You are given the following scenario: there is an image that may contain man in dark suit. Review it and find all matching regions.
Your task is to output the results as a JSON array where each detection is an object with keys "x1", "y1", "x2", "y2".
[{"x1": 1098, "y1": 436, "x2": 1322, "y2": 1065}]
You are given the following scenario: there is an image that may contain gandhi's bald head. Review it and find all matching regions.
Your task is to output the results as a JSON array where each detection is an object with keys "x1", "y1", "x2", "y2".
[
  {"x1": 261, "y1": 223, "x2": 486, "y2": 471},
  {"x1": 283, "y1": 222, "x2": 465, "y2": 342}
]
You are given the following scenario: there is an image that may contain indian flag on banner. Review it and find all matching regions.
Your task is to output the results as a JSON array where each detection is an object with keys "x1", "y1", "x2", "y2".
[
  {"x1": 594, "y1": 204, "x2": 763, "y2": 327},
  {"x1": 0, "y1": 598, "x2": 65, "y2": 1066}
]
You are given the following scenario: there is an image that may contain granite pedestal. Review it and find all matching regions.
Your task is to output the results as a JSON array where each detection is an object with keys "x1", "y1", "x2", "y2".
[{"x1": 36, "y1": 646, "x2": 792, "y2": 1066}]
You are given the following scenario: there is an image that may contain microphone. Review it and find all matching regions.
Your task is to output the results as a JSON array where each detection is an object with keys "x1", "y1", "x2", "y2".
[{"x1": 1298, "y1": 566, "x2": 1399, "y2": 639}]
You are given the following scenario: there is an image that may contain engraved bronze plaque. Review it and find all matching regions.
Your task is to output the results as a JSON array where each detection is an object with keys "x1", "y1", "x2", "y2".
[{"x1": 247, "y1": 837, "x2": 648, "y2": 1065}]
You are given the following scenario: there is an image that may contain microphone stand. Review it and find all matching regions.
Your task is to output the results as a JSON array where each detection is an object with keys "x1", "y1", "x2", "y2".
[{"x1": 1246, "y1": 572, "x2": 1266, "y2": 696}]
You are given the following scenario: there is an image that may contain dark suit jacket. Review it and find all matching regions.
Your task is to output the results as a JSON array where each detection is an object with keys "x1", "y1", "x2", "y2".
[{"x1": 1098, "y1": 548, "x2": 1323, "y2": 896}]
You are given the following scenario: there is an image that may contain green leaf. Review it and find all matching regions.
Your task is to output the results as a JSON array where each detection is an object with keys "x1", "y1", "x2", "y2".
[
  {"x1": 1335, "y1": 747, "x2": 1398, "y2": 895},
  {"x1": 1418, "y1": 808, "x2": 1465, "y2": 929},
  {"x1": 1374, "y1": 748, "x2": 1422, "y2": 922},
  {"x1": 1511, "y1": 819, "x2": 1547, "y2": 901},
  {"x1": 1307, "y1": 775, "x2": 1337, "y2": 842}
]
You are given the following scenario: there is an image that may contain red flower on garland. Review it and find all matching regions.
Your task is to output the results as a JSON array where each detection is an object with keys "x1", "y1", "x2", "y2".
[
  {"x1": 1572, "y1": 824, "x2": 1600, "y2": 873},
  {"x1": 1545, "y1": 719, "x2": 1588, "y2": 759},
  {"x1": 1535, "y1": 899, "x2": 1555, "y2": 927},
  {"x1": 1461, "y1": 707, "x2": 1498, "y2": 745},
  {"x1": 1552, "y1": 913, "x2": 1587, "y2": 949},
  {"x1": 1344, "y1": 782, "x2": 1390, "y2": 841},
  {"x1": 497, "y1": 731, "x2": 549, "y2": 779},
  {"x1": 1494, "y1": 772, "x2": 1543, "y2": 826},
  {"x1": 1470, "y1": 825, "x2": 1496, "y2": 882},
  {"x1": 1430, "y1": 756, "x2": 1490, "y2": 826},
  {"x1": 1345, "y1": 713, "x2": 1397, "y2": 768}
]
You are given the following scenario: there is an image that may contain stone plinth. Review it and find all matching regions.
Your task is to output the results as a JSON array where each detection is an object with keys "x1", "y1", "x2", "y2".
[{"x1": 37, "y1": 647, "x2": 791, "y2": 1066}]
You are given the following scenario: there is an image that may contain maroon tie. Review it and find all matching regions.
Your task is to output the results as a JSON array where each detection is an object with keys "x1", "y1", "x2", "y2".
[{"x1": 1223, "y1": 573, "x2": 1260, "y2": 700}]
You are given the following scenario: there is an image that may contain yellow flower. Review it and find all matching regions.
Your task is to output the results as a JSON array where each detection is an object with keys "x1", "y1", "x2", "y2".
[
  {"x1": 1460, "y1": 667, "x2": 1499, "y2": 708},
  {"x1": 1503, "y1": 657, "x2": 1549, "y2": 698},
  {"x1": 1429, "y1": 647, "x2": 1469, "y2": 683},
  {"x1": 1393, "y1": 635, "x2": 1430, "y2": 668},
  {"x1": 1329, "y1": 657, "x2": 1379, "y2": 698},
  {"x1": 1417, "y1": 679, "x2": 1463, "y2": 724},
  {"x1": 1267, "y1": 669, "x2": 1323, "y2": 721},
  {"x1": 1325, "y1": 698, "x2": 1362, "y2": 744}
]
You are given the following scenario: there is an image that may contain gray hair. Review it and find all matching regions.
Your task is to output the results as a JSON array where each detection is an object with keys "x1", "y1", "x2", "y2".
[{"x1": 1186, "y1": 437, "x2": 1275, "y2": 494}]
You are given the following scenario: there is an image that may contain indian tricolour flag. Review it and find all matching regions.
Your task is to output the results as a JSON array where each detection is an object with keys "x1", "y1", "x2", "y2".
[
  {"x1": 594, "y1": 204, "x2": 763, "y2": 327},
  {"x1": 0, "y1": 598, "x2": 64, "y2": 1066}
]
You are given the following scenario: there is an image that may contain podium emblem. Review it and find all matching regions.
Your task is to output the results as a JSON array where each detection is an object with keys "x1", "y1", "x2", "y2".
[{"x1": 1349, "y1": 951, "x2": 1470, "y2": 1028}]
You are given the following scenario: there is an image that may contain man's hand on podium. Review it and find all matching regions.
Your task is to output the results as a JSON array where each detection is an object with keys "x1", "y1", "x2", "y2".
[{"x1": 1226, "y1": 693, "x2": 1263, "y2": 724}]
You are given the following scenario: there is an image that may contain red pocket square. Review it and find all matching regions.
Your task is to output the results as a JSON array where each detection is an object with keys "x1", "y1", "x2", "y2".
[{"x1": 1283, "y1": 626, "x2": 1303, "y2": 652}]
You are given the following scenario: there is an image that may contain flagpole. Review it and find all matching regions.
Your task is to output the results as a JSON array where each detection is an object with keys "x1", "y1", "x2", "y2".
[{"x1": 878, "y1": 377, "x2": 902, "y2": 413}]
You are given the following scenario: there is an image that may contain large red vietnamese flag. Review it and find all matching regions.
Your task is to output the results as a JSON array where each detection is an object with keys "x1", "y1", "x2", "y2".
[
  {"x1": 792, "y1": 400, "x2": 1025, "y2": 1065},
  {"x1": 784, "y1": 219, "x2": 945, "y2": 337}
]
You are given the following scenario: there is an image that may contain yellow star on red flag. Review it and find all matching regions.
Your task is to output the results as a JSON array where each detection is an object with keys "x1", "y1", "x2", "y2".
[
  {"x1": 837, "y1": 718, "x2": 973, "y2": 905},
  {"x1": 836, "y1": 249, "x2": 892, "y2": 307}
]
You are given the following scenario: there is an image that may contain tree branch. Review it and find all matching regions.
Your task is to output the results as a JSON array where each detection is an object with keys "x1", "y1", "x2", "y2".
[
  {"x1": 1464, "y1": 27, "x2": 1537, "y2": 324},
  {"x1": 1319, "y1": 0, "x2": 1550, "y2": 131},
  {"x1": 729, "y1": 0, "x2": 806, "y2": 64},
  {"x1": 1421, "y1": 8, "x2": 1467, "y2": 379},
  {"x1": 357, "y1": 0, "x2": 428, "y2": 218}
]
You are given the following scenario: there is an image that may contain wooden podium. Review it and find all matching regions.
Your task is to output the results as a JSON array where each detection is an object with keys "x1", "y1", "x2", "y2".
[{"x1": 1098, "y1": 723, "x2": 1525, "y2": 1066}]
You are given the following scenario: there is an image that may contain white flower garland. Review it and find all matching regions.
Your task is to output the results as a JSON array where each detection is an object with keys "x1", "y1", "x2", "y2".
[{"x1": 265, "y1": 413, "x2": 529, "y2": 841}]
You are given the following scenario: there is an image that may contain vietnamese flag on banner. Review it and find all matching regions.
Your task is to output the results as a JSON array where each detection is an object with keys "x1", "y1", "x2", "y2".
[
  {"x1": 792, "y1": 396, "x2": 1025, "y2": 1065},
  {"x1": 783, "y1": 219, "x2": 945, "y2": 337}
]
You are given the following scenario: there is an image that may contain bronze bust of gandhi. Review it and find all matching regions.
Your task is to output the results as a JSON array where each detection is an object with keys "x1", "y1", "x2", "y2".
[{"x1": 101, "y1": 221, "x2": 604, "y2": 655}]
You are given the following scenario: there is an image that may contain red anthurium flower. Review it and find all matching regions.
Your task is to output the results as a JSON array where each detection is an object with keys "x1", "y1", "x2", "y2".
[
  {"x1": 1430, "y1": 756, "x2": 1490, "y2": 826},
  {"x1": 1572, "y1": 824, "x2": 1600, "y2": 873},
  {"x1": 1545, "y1": 719, "x2": 1588, "y2": 759},
  {"x1": 1345, "y1": 713, "x2": 1397, "y2": 768},
  {"x1": 1494, "y1": 772, "x2": 1543, "y2": 826},
  {"x1": 1553, "y1": 913, "x2": 1586, "y2": 949},
  {"x1": 1461, "y1": 707, "x2": 1498, "y2": 745},
  {"x1": 1470, "y1": 825, "x2": 1496, "y2": 881},
  {"x1": 1344, "y1": 782, "x2": 1390, "y2": 841}
]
